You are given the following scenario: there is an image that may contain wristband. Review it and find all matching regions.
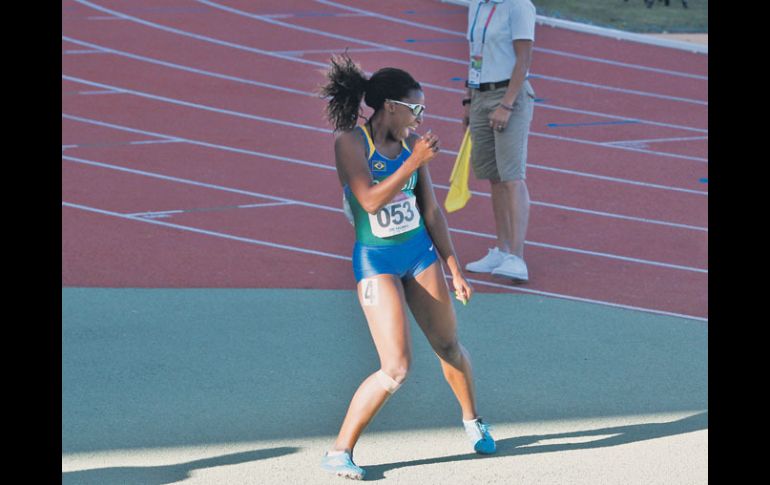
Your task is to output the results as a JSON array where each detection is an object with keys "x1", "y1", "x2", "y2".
[
  {"x1": 499, "y1": 102, "x2": 514, "y2": 111},
  {"x1": 462, "y1": 98, "x2": 471, "y2": 106}
]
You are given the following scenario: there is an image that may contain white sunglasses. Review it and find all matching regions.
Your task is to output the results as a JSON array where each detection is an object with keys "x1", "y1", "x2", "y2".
[{"x1": 386, "y1": 99, "x2": 426, "y2": 117}]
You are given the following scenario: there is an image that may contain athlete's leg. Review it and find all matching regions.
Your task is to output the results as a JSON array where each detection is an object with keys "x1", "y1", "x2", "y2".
[
  {"x1": 331, "y1": 274, "x2": 413, "y2": 453},
  {"x1": 403, "y1": 261, "x2": 478, "y2": 420}
]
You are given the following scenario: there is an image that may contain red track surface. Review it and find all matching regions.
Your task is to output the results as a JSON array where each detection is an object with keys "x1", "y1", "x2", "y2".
[{"x1": 62, "y1": 0, "x2": 708, "y2": 320}]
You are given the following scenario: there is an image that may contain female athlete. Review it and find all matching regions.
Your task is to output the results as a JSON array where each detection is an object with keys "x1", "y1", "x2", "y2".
[{"x1": 319, "y1": 54, "x2": 496, "y2": 480}]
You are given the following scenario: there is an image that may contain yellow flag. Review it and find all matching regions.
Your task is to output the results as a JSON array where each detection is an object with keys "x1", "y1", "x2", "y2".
[{"x1": 444, "y1": 128, "x2": 472, "y2": 213}]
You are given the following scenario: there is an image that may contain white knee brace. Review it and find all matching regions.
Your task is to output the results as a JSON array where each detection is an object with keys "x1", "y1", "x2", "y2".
[{"x1": 375, "y1": 369, "x2": 403, "y2": 394}]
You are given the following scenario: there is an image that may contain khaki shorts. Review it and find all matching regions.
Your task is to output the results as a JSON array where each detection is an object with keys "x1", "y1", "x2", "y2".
[{"x1": 469, "y1": 80, "x2": 535, "y2": 181}]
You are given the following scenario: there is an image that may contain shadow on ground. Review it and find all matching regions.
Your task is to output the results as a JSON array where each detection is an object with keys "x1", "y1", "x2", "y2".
[
  {"x1": 62, "y1": 447, "x2": 298, "y2": 485},
  {"x1": 363, "y1": 411, "x2": 707, "y2": 480},
  {"x1": 62, "y1": 289, "x2": 708, "y2": 454}
]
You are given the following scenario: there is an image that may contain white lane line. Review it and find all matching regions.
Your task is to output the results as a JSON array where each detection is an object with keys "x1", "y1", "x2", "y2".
[
  {"x1": 62, "y1": 200, "x2": 351, "y2": 261},
  {"x1": 77, "y1": 89, "x2": 125, "y2": 95},
  {"x1": 62, "y1": 113, "x2": 336, "y2": 170},
  {"x1": 522, "y1": 163, "x2": 707, "y2": 195},
  {"x1": 62, "y1": 73, "x2": 708, "y2": 168},
  {"x1": 71, "y1": 0, "x2": 709, "y2": 107},
  {"x1": 62, "y1": 154, "x2": 707, "y2": 273},
  {"x1": 512, "y1": 198, "x2": 706, "y2": 232},
  {"x1": 530, "y1": 47, "x2": 707, "y2": 81},
  {"x1": 275, "y1": 47, "x2": 392, "y2": 56},
  {"x1": 529, "y1": 73, "x2": 706, "y2": 105},
  {"x1": 130, "y1": 139, "x2": 185, "y2": 145},
  {"x1": 62, "y1": 35, "x2": 707, "y2": 136},
  {"x1": 530, "y1": 131, "x2": 705, "y2": 164},
  {"x1": 127, "y1": 201, "x2": 294, "y2": 218},
  {"x1": 196, "y1": 0, "x2": 706, "y2": 106},
  {"x1": 63, "y1": 49, "x2": 109, "y2": 55},
  {"x1": 62, "y1": 139, "x2": 184, "y2": 151},
  {"x1": 604, "y1": 135, "x2": 709, "y2": 146},
  {"x1": 62, "y1": 113, "x2": 708, "y2": 228},
  {"x1": 313, "y1": 0, "x2": 708, "y2": 81},
  {"x1": 448, "y1": 227, "x2": 705, "y2": 273},
  {"x1": 460, "y1": 276, "x2": 707, "y2": 322},
  {"x1": 63, "y1": 154, "x2": 342, "y2": 215},
  {"x1": 62, "y1": 200, "x2": 707, "y2": 322},
  {"x1": 70, "y1": 0, "x2": 332, "y2": 68},
  {"x1": 425, "y1": 105, "x2": 707, "y2": 140},
  {"x1": 62, "y1": 35, "x2": 318, "y2": 98},
  {"x1": 532, "y1": 102, "x2": 706, "y2": 135},
  {"x1": 261, "y1": 12, "x2": 365, "y2": 19},
  {"x1": 62, "y1": 75, "x2": 330, "y2": 134}
]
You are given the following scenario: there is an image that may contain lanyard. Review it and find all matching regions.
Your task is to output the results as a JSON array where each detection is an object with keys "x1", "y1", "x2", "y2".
[{"x1": 469, "y1": 1, "x2": 497, "y2": 45}]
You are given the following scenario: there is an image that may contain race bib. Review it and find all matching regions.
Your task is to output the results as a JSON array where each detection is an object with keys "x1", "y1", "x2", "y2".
[{"x1": 369, "y1": 194, "x2": 420, "y2": 238}]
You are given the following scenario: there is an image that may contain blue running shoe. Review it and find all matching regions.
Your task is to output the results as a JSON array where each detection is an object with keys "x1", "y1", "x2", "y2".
[
  {"x1": 463, "y1": 417, "x2": 496, "y2": 454},
  {"x1": 321, "y1": 451, "x2": 366, "y2": 480}
]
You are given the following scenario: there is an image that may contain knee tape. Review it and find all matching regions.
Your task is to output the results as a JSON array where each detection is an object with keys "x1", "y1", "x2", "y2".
[{"x1": 375, "y1": 369, "x2": 402, "y2": 394}]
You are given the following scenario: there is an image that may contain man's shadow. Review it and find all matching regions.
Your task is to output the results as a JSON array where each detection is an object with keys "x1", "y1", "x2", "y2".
[
  {"x1": 62, "y1": 446, "x2": 298, "y2": 485},
  {"x1": 364, "y1": 411, "x2": 707, "y2": 481}
]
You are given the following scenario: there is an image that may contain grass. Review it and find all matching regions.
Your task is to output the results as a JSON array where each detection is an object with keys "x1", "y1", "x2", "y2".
[{"x1": 532, "y1": 0, "x2": 707, "y2": 33}]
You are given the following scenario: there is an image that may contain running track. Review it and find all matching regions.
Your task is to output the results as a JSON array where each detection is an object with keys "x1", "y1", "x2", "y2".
[{"x1": 61, "y1": 0, "x2": 708, "y2": 321}]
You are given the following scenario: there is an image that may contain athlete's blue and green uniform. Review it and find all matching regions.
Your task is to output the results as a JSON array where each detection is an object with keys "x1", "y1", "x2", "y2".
[{"x1": 343, "y1": 125, "x2": 437, "y2": 282}]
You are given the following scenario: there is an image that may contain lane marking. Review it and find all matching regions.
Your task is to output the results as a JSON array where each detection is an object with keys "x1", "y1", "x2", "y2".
[
  {"x1": 63, "y1": 154, "x2": 708, "y2": 273},
  {"x1": 62, "y1": 74, "x2": 709, "y2": 167},
  {"x1": 547, "y1": 120, "x2": 640, "y2": 128},
  {"x1": 403, "y1": 38, "x2": 466, "y2": 43},
  {"x1": 62, "y1": 113, "x2": 709, "y2": 226},
  {"x1": 76, "y1": 89, "x2": 125, "y2": 95},
  {"x1": 62, "y1": 200, "x2": 351, "y2": 261},
  {"x1": 261, "y1": 12, "x2": 366, "y2": 19},
  {"x1": 449, "y1": 227, "x2": 706, "y2": 273},
  {"x1": 62, "y1": 139, "x2": 183, "y2": 151},
  {"x1": 127, "y1": 201, "x2": 294, "y2": 218},
  {"x1": 604, "y1": 135, "x2": 709, "y2": 146},
  {"x1": 274, "y1": 47, "x2": 393, "y2": 56},
  {"x1": 63, "y1": 75, "x2": 330, "y2": 134},
  {"x1": 61, "y1": 200, "x2": 708, "y2": 322},
  {"x1": 70, "y1": 0, "x2": 709, "y2": 108},
  {"x1": 63, "y1": 154, "x2": 342, "y2": 214},
  {"x1": 63, "y1": 35, "x2": 317, "y2": 98},
  {"x1": 63, "y1": 49, "x2": 109, "y2": 55},
  {"x1": 313, "y1": 0, "x2": 707, "y2": 80},
  {"x1": 196, "y1": 0, "x2": 707, "y2": 106},
  {"x1": 62, "y1": 35, "x2": 708, "y2": 137}
]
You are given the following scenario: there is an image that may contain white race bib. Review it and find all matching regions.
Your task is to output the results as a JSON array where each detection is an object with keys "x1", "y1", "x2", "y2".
[{"x1": 369, "y1": 194, "x2": 420, "y2": 238}]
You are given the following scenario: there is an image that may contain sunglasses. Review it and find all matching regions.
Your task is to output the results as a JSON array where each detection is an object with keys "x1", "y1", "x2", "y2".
[{"x1": 386, "y1": 99, "x2": 426, "y2": 117}]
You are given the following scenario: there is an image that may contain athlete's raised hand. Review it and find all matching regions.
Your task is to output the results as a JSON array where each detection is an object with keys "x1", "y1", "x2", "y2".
[{"x1": 412, "y1": 130, "x2": 441, "y2": 166}]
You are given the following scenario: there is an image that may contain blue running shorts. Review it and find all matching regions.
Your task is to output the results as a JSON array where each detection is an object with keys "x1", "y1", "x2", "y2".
[{"x1": 352, "y1": 228, "x2": 438, "y2": 283}]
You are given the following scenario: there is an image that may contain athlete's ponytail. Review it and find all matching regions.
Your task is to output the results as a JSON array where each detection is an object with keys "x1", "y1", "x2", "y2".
[
  {"x1": 320, "y1": 53, "x2": 369, "y2": 132},
  {"x1": 321, "y1": 53, "x2": 422, "y2": 132}
]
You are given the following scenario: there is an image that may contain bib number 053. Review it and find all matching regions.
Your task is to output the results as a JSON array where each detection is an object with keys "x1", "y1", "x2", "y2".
[{"x1": 369, "y1": 195, "x2": 420, "y2": 238}]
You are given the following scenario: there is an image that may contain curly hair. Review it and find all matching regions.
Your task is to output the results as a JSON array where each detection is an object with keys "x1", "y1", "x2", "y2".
[{"x1": 319, "y1": 53, "x2": 421, "y2": 132}]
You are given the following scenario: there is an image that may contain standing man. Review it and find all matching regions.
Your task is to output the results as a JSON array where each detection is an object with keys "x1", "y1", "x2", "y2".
[{"x1": 462, "y1": 0, "x2": 537, "y2": 283}]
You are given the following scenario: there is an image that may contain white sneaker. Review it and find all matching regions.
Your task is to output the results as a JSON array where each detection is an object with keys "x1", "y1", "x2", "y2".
[
  {"x1": 491, "y1": 254, "x2": 529, "y2": 282},
  {"x1": 465, "y1": 247, "x2": 506, "y2": 273}
]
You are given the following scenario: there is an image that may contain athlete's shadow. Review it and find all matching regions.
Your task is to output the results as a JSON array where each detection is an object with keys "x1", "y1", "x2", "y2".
[
  {"x1": 364, "y1": 412, "x2": 707, "y2": 481},
  {"x1": 61, "y1": 446, "x2": 298, "y2": 485}
]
